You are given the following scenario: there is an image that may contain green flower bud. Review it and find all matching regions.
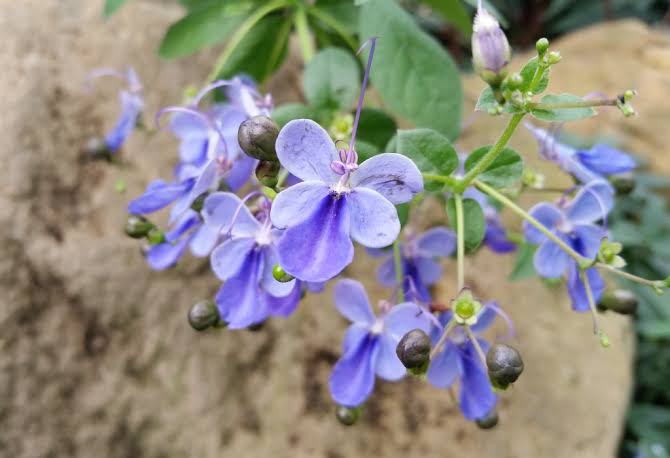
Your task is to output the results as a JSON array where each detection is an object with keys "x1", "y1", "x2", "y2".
[
  {"x1": 487, "y1": 343, "x2": 524, "y2": 389},
  {"x1": 597, "y1": 238, "x2": 626, "y2": 268},
  {"x1": 147, "y1": 228, "x2": 166, "y2": 245},
  {"x1": 475, "y1": 409, "x2": 499, "y2": 429},
  {"x1": 547, "y1": 51, "x2": 562, "y2": 65},
  {"x1": 125, "y1": 214, "x2": 155, "y2": 239},
  {"x1": 396, "y1": 329, "x2": 431, "y2": 372},
  {"x1": 535, "y1": 38, "x2": 549, "y2": 56},
  {"x1": 188, "y1": 300, "x2": 220, "y2": 331},
  {"x1": 272, "y1": 264, "x2": 294, "y2": 283},
  {"x1": 472, "y1": 7, "x2": 511, "y2": 85},
  {"x1": 255, "y1": 160, "x2": 281, "y2": 188},
  {"x1": 335, "y1": 405, "x2": 361, "y2": 426},
  {"x1": 506, "y1": 73, "x2": 523, "y2": 90},
  {"x1": 598, "y1": 289, "x2": 638, "y2": 315},
  {"x1": 617, "y1": 91, "x2": 637, "y2": 117},
  {"x1": 610, "y1": 172, "x2": 636, "y2": 196},
  {"x1": 238, "y1": 115, "x2": 279, "y2": 162}
]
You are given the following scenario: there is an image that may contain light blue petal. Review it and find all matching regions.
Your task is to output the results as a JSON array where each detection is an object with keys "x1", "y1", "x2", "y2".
[
  {"x1": 566, "y1": 181, "x2": 614, "y2": 224},
  {"x1": 210, "y1": 237, "x2": 256, "y2": 281},
  {"x1": 459, "y1": 341, "x2": 497, "y2": 421},
  {"x1": 329, "y1": 334, "x2": 378, "y2": 407},
  {"x1": 202, "y1": 192, "x2": 259, "y2": 238},
  {"x1": 572, "y1": 223, "x2": 606, "y2": 260},
  {"x1": 533, "y1": 234, "x2": 571, "y2": 278},
  {"x1": 383, "y1": 302, "x2": 432, "y2": 340},
  {"x1": 427, "y1": 341, "x2": 462, "y2": 389},
  {"x1": 577, "y1": 144, "x2": 636, "y2": 176},
  {"x1": 333, "y1": 279, "x2": 375, "y2": 325},
  {"x1": 374, "y1": 333, "x2": 407, "y2": 381},
  {"x1": 350, "y1": 153, "x2": 423, "y2": 204},
  {"x1": 416, "y1": 227, "x2": 456, "y2": 258},
  {"x1": 270, "y1": 181, "x2": 331, "y2": 229},
  {"x1": 347, "y1": 187, "x2": 400, "y2": 248},
  {"x1": 127, "y1": 180, "x2": 191, "y2": 215},
  {"x1": 523, "y1": 202, "x2": 562, "y2": 245},
  {"x1": 567, "y1": 264, "x2": 605, "y2": 312}
]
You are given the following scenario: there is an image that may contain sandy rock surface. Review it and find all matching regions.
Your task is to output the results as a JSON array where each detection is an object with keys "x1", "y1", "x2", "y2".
[{"x1": 2, "y1": 1, "x2": 665, "y2": 456}]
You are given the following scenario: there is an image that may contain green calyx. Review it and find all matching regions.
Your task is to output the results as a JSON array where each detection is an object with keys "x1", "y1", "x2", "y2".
[
  {"x1": 328, "y1": 113, "x2": 354, "y2": 142},
  {"x1": 597, "y1": 238, "x2": 626, "y2": 268},
  {"x1": 453, "y1": 290, "x2": 483, "y2": 325}
]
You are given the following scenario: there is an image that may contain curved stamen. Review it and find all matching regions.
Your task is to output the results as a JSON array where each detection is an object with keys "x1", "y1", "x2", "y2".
[
  {"x1": 349, "y1": 37, "x2": 377, "y2": 158},
  {"x1": 191, "y1": 80, "x2": 234, "y2": 108},
  {"x1": 155, "y1": 106, "x2": 229, "y2": 158},
  {"x1": 582, "y1": 183, "x2": 610, "y2": 229},
  {"x1": 224, "y1": 191, "x2": 269, "y2": 236},
  {"x1": 484, "y1": 302, "x2": 516, "y2": 340},
  {"x1": 86, "y1": 68, "x2": 130, "y2": 92}
]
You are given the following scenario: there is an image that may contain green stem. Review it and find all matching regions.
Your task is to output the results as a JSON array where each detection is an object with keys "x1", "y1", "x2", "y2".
[
  {"x1": 294, "y1": 5, "x2": 315, "y2": 63},
  {"x1": 306, "y1": 6, "x2": 358, "y2": 52},
  {"x1": 455, "y1": 113, "x2": 524, "y2": 193},
  {"x1": 455, "y1": 194, "x2": 465, "y2": 291},
  {"x1": 529, "y1": 99, "x2": 617, "y2": 111},
  {"x1": 393, "y1": 240, "x2": 405, "y2": 303},
  {"x1": 207, "y1": 0, "x2": 288, "y2": 82},
  {"x1": 596, "y1": 262, "x2": 664, "y2": 288},
  {"x1": 528, "y1": 62, "x2": 548, "y2": 93},
  {"x1": 581, "y1": 270, "x2": 601, "y2": 336},
  {"x1": 422, "y1": 173, "x2": 459, "y2": 189},
  {"x1": 475, "y1": 180, "x2": 589, "y2": 267}
]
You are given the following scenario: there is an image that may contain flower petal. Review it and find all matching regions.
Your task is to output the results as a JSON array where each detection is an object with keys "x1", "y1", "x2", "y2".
[
  {"x1": 202, "y1": 192, "x2": 259, "y2": 238},
  {"x1": 216, "y1": 251, "x2": 269, "y2": 329},
  {"x1": 105, "y1": 91, "x2": 143, "y2": 152},
  {"x1": 484, "y1": 217, "x2": 516, "y2": 253},
  {"x1": 524, "y1": 202, "x2": 562, "y2": 245},
  {"x1": 170, "y1": 110, "x2": 207, "y2": 140},
  {"x1": 329, "y1": 333, "x2": 378, "y2": 407},
  {"x1": 189, "y1": 222, "x2": 220, "y2": 257},
  {"x1": 170, "y1": 158, "x2": 219, "y2": 223},
  {"x1": 572, "y1": 224, "x2": 606, "y2": 260},
  {"x1": 210, "y1": 237, "x2": 256, "y2": 281},
  {"x1": 277, "y1": 194, "x2": 353, "y2": 282},
  {"x1": 533, "y1": 234, "x2": 571, "y2": 279},
  {"x1": 275, "y1": 119, "x2": 339, "y2": 184},
  {"x1": 374, "y1": 333, "x2": 407, "y2": 381},
  {"x1": 470, "y1": 302, "x2": 498, "y2": 334},
  {"x1": 348, "y1": 187, "x2": 400, "y2": 248},
  {"x1": 145, "y1": 236, "x2": 192, "y2": 271},
  {"x1": 225, "y1": 155, "x2": 256, "y2": 192},
  {"x1": 427, "y1": 341, "x2": 462, "y2": 389},
  {"x1": 270, "y1": 181, "x2": 331, "y2": 229},
  {"x1": 127, "y1": 179, "x2": 192, "y2": 215},
  {"x1": 333, "y1": 279, "x2": 375, "y2": 325},
  {"x1": 459, "y1": 341, "x2": 497, "y2": 421},
  {"x1": 566, "y1": 181, "x2": 614, "y2": 225},
  {"x1": 350, "y1": 153, "x2": 423, "y2": 204},
  {"x1": 567, "y1": 264, "x2": 605, "y2": 312},
  {"x1": 260, "y1": 245, "x2": 296, "y2": 297},
  {"x1": 414, "y1": 257, "x2": 442, "y2": 285},
  {"x1": 265, "y1": 281, "x2": 302, "y2": 318},
  {"x1": 383, "y1": 302, "x2": 432, "y2": 340},
  {"x1": 416, "y1": 227, "x2": 456, "y2": 258},
  {"x1": 576, "y1": 144, "x2": 636, "y2": 176}
]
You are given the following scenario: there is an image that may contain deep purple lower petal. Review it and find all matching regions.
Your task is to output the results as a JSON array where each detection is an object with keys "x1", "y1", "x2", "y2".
[{"x1": 329, "y1": 333, "x2": 378, "y2": 407}]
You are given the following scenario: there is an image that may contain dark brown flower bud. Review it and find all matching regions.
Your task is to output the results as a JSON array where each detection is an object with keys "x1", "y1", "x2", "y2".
[
  {"x1": 487, "y1": 343, "x2": 524, "y2": 389},
  {"x1": 396, "y1": 329, "x2": 431, "y2": 371},
  {"x1": 238, "y1": 115, "x2": 279, "y2": 162}
]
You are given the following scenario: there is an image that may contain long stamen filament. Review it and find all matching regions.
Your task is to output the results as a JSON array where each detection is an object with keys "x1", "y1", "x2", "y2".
[
  {"x1": 430, "y1": 318, "x2": 457, "y2": 360},
  {"x1": 349, "y1": 37, "x2": 377, "y2": 156},
  {"x1": 464, "y1": 325, "x2": 488, "y2": 368}
]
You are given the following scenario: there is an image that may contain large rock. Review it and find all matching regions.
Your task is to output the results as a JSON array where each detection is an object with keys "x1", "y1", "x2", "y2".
[{"x1": 1, "y1": 2, "x2": 661, "y2": 455}]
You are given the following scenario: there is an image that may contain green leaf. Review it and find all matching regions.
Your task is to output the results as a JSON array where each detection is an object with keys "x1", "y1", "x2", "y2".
[
  {"x1": 103, "y1": 0, "x2": 128, "y2": 17},
  {"x1": 475, "y1": 87, "x2": 498, "y2": 113},
  {"x1": 520, "y1": 57, "x2": 550, "y2": 94},
  {"x1": 178, "y1": 0, "x2": 217, "y2": 11},
  {"x1": 159, "y1": 1, "x2": 255, "y2": 59},
  {"x1": 509, "y1": 243, "x2": 536, "y2": 281},
  {"x1": 214, "y1": 15, "x2": 292, "y2": 84},
  {"x1": 359, "y1": 0, "x2": 462, "y2": 140},
  {"x1": 304, "y1": 48, "x2": 360, "y2": 110},
  {"x1": 530, "y1": 94, "x2": 596, "y2": 122},
  {"x1": 464, "y1": 145, "x2": 524, "y2": 188},
  {"x1": 356, "y1": 108, "x2": 397, "y2": 150},
  {"x1": 354, "y1": 140, "x2": 380, "y2": 163},
  {"x1": 420, "y1": 0, "x2": 472, "y2": 37},
  {"x1": 396, "y1": 129, "x2": 459, "y2": 192},
  {"x1": 446, "y1": 197, "x2": 486, "y2": 253},
  {"x1": 271, "y1": 103, "x2": 321, "y2": 127},
  {"x1": 396, "y1": 202, "x2": 410, "y2": 227}
]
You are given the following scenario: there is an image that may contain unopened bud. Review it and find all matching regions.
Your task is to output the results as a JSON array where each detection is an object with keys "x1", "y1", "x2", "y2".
[
  {"x1": 597, "y1": 238, "x2": 626, "y2": 268},
  {"x1": 598, "y1": 289, "x2": 638, "y2": 315},
  {"x1": 255, "y1": 160, "x2": 281, "y2": 188},
  {"x1": 238, "y1": 115, "x2": 279, "y2": 162},
  {"x1": 610, "y1": 172, "x2": 636, "y2": 195},
  {"x1": 472, "y1": 8, "x2": 511, "y2": 84},
  {"x1": 335, "y1": 405, "x2": 361, "y2": 426},
  {"x1": 272, "y1": 264, "x2": 294, "y2": 283},
  {"x1": 506, "y1": 73, "x2": 523, "y2": 90},
  {"x1": 547, "y1": 51, "x2": 562, "y2": 65},
  {"x1": 248, "y1": 322, "x2": 265, "y2": 332},
  {"x1": 125, "y1": 214, "x2": 154, "y2": 239},
  {"x1": 487, "y1": 343, "x2": 524, "y2": 389},
  {"x1": 475, "y1": 409, "x2": 499, "y2": 429},
  {"x1": 188, "y1": 300, "x2": 220, "y2": 331},
  {"x1": 535, "y1": 38, "x2": 549, "y2": 56},
  {"x1": 147, "y1": 228, "x2": 166, "y2": 245},
  {"x1": 396, "y1": 329, "x2": 431, "y2": 373}
]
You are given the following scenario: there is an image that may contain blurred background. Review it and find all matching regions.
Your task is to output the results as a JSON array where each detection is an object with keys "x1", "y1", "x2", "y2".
[{"x1": 1, "y1": 0, "x2": 669, "y2": 457}]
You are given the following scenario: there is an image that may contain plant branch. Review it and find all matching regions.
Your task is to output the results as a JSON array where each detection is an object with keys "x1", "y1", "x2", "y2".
[
  {"x1": 393, "y1": 240, "x2": 405, "y2": 303},
  {"x1": 455, "y1": 193, "x2": 465, "y2": 291},
  {"x1": 294, "y1": 4, "x2": 315, "y2": 63},
  {"x1": 529, "y1": 98, "x2": 618, "y2": 111}
]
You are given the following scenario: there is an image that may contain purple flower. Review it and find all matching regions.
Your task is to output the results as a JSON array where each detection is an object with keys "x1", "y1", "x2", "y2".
[
  {"x1": 88, "y1": 67, "x2": 144, "y2": 153},
  {"x1": 523, "y1": 181, "x2": 613, "y2": 311},
  {"x1": 427, "y1": 306, "x2": 497, "y2": 421},
  {"x1": 269, "y1": 119, "x2": 423, "y2": 282},
  {"x1": 204, "y1": 192, "x2": 300, "y2": 329},
  {"x1": 525, "y1": 122, "x2": 636, "y2": 184},
  {"x1": 329, "y1": 279, "x2": 433, "y2": 407},
  {"x1": 375, "y1": 227, "x2": 456, "y2": 302},
  {"x1": 471, "y1": 3, "x2": 511, "y2": 76}
]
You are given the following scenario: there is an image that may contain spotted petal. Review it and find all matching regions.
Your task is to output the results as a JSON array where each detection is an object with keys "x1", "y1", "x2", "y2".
[{"x1": 350, "y1": 153, "x2": 423, "y2": 204}]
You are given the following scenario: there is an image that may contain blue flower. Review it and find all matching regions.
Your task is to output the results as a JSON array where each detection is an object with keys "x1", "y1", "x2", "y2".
[
  {"x1": 269, "y1": 119, "x2": 423, "y2": 282},
  {"x1": 89, "y1": 67, "x2": 144, "y2": 153},
  {"x1": 374, "y1": 227, "x2": 456, "y2": 302},
  {"x1": 204, "y1": 192, "x2": 300, "y2": 329},
  {"x1": 427, "y1": 306, "x2": 498, "y2": 421},
  {"x1": 525, "y1": 122, "x2": 636, "y2": 184},
  {"x1": 329, "y1": 279, "x2": 433, "y2": 407},
  {"x1": 523, "y1": 181, "x2": 613, "y2": 311}
]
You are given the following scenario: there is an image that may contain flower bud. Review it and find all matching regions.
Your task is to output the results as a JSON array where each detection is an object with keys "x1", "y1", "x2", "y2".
[
  {"x1": 272, "y1": 264, "x2": 294, "y2": 283},
  {"x1": 506, "y1": 73, "x2": 523, "y2": 90},
  {"x1": 535, "y1": 38, "x2": 549, "y2": 56},
  {"x1": 146, "y1": 228, "x2": 166, "y2": 245},
  {"x1": 598, "y1": 289, "x2": 638, "y2": 315},
  {"x1": 125, "y1": 214, "x2": 154, "y2": 239},
  {"x1": 610, "y1": 172, "x2": 636, "y2": 196},
  {"x1": 238, "y1": 115, "x2": 279, "y2": 162},
  {"x1": 547, "y1": 51, "x2": 562, "y2": 65},
  {"x1": 188, "y1": 300, "x2": 220, "y2": 331},
  {"x1": 396, "y1": 329, "x2": 431, "y2": 372},
  {"x1": 487, "y1": 343, "x2": 524, "y2": 389},
  {"x1": 335, "y1": 405, "x2": 361, "y2": 426},
  {"x1": 472, "y1": 7, "x2": 511, "y2": 84},
  {"x1": 255, "y1": 160, "x2": 281, "y2": 188},
  {"x1": 475, "y1": 409, "x2": 499, "y2": 429},
  {"x1": 248, "y1": 322, "x2": 265, "y2": 332}
]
